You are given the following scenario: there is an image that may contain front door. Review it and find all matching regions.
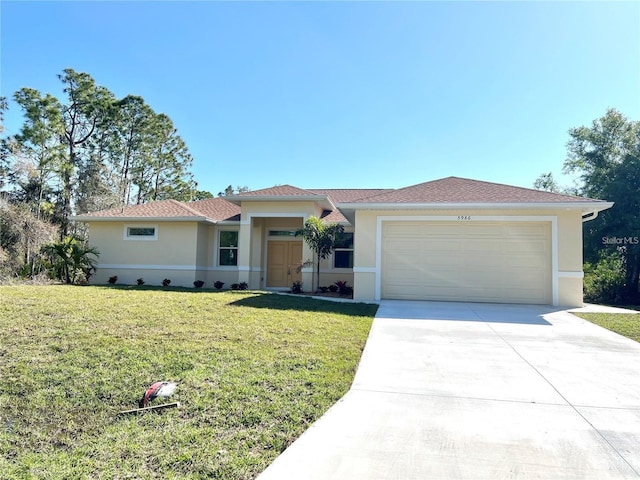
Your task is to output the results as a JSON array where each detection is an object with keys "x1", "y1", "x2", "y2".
[{"x1": 267, "y1": 241, "x2": 303, "y2": 288}]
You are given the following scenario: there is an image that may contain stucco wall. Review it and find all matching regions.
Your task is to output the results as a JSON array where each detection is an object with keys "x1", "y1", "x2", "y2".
[
  {"x1": 310, "y1": 257, "x2": 353, "y2": 292},
  {"x1": 89, "y1": 221, "x2": 200, "y2": 286},
  {"x1": 556, "y1": 210, "x2": 584, "y2": 306},
  {"x1": 195, "y1": 224, "x2": 213, "y2": 286},
  {"x1": 241, "y1": 201, "x2": 323, "y2": 217},
  {"x1": 94, "y1": 267, "x2": 199, "y2": 287},
  {"x1": 557, "y1": 211, "x2": 583, "y2": 271}
]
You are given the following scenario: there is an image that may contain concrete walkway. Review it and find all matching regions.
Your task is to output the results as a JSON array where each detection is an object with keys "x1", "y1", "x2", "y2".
[{"x1": 257, "y1": 301, "x2": 640, "y2": 479}]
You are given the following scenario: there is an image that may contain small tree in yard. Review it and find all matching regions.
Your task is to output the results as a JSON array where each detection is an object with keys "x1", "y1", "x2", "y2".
[{"x1": 296, "y1": 216, "x2": 344, "y2": 292}]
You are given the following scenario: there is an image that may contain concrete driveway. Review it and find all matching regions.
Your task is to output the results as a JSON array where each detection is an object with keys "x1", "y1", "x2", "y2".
[{"x1": 257, "y1": 300, "x2": 640, "y2": 479}]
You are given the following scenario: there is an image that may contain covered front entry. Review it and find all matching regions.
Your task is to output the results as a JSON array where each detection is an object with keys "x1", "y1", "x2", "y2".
[
  {"x1": 266, "y1": 241, "x2": 303, "y2": 288},
  {"x1": 381, "y1": 221, "x2": 552, "y2": 304}
]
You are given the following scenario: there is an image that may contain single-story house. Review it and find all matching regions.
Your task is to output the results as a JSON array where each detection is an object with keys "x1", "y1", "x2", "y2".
[{"x1": 74, "y1": 176, "x2": 613, "y2": 307}]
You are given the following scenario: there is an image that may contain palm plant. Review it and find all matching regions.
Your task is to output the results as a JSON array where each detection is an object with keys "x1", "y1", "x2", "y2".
[
  {"x1": 41, "y1": 236, "x2": 99, "y2": 284},
  {"x1": 296, "y1": 216, "x2": 344, "y2": 292}
]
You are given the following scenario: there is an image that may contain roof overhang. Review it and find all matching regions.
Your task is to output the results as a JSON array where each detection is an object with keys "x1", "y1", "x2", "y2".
[
  {"x1": 337, "y1": 201, "x2": 615, "y2": 224},
  {"x1": 225, "y1": 194, "x2": 335, "y2": 211},
  {"x1": 72, "y1": 215, "x2": 218, "y2": 224}
]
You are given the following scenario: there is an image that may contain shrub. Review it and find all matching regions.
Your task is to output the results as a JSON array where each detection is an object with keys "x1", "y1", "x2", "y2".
[
  {"x1": 328, "y1": 284, "x2": 338, "y2": 293},
  {"x1": 584, "y1": 253, "x2": 626, "y2": 303},
  {"x1": 136, "y1": 278, "x2": 145, "y2": 286},
  {"x1": 107, "y1": 275, "x2": 118, "y2": 284},
  {"x1": 334, "y1": 280, "x2": 350, "y2": 295},
  {"x1": 319, "y1": 286, "x2": 329, "y2": 293},
  {"x1": 214, "y1": 281, "x2": 225, "y2": 290},
  {"x1": 162, "y1": 278, "x2": 171, "y2": 287},
  {"x1": 231, "y1": 283, "x2": 239, "y2": 290},
  {"x1": 238, "y1": 281, "x2": 248, "y2": 290},
  {"x1": 40, "y1": 236, "x2": 99, "y2": 284},
  {"x1": 193, "y1": 280, "x2": 205, "y2": 288},
  {"x1": 82, "y1": 267, "x2": 94, "y2": 283},
  {"x1": 291, "y1": 281, "x2": 303, "y2": 294}
]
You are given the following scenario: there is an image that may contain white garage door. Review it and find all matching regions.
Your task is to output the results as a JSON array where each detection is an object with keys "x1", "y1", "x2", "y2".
[{"x1": 382, "y1": 221, "x2": 551, "y2": 304}]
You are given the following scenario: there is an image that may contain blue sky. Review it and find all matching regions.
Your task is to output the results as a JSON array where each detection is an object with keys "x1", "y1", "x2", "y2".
[{"x1": 2, "y1": 1, "x2": 639, "y2": 195}]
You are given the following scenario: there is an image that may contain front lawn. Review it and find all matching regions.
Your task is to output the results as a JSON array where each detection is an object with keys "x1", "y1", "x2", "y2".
[
  {"x1": 574, "y1": 312, "x2": 640, "y2": 343},
  {"x1": 0, "y1": 285, "x2": 377, "y2": 479}
]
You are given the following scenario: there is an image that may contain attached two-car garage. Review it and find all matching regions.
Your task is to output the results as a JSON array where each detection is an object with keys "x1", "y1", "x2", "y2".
[{"x1": 381, "y1": 221, "x2": 552, "y2": 304}]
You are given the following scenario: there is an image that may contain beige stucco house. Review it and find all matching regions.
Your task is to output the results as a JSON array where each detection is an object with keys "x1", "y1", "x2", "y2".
[{"x1": 74, "y1": 177, "x2": 613, "y2": 307}]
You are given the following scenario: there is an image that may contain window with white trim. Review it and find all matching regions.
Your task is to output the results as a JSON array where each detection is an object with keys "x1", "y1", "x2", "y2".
[
  {"x1": 124, "y1": 225, "x2": 158, "y2": 241},
  {"x1": 333, "y1": 232, "x2": 354, "y2": 268},
  {"x1": 219, "y1": 231, "x2": 239, "y2": 266}
]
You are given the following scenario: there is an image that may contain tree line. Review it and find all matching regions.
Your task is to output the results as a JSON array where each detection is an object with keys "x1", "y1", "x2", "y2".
[
  {"x1": 0, "y1": 68, "x2": 212, "y2": 281},
  {"x1": 535, "y1": 108, "x2": 640, "y2": 305}
]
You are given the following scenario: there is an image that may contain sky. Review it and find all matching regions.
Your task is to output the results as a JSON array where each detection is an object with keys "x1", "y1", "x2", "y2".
[{"x1": 1, "y1": 1, "x2": 639, "y2": 195}]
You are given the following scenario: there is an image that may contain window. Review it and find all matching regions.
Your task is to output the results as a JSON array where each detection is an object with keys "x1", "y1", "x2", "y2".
[
  {"x1": 124, "y1": 224, "x2": 158, "y2": 241},
  {"x1": 333, "y1": 232, "x2": 354, "y2": 268},
  {"x1": 269, "y1": 230, "x2": 297, "y2": 237},
  {"x1": 219, "y1": 231, "x2": 238, "y2": 266},
  {"x1": 128, "y1": 227, "x2": 155, "y2": 237}
]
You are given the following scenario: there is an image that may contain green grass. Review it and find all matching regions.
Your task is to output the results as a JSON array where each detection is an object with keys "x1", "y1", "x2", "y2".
[
  {"x1": 574, "y1": 312, "x2": 640, "y2": 343},
  {"x1": 0, "y1": 285, "x2": 377, "y2": 479}
]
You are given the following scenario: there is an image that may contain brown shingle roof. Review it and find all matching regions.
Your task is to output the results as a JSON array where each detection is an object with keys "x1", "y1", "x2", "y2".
[
  {"x1": 235, "y1": 185, "x2": 319, "y2": 197},
  {"x1": 309, "y1": 188, "x2": 393, "y2": 203},
  {"x1": 187, "y1": 197, "x2": 240, "y2": 221},
  {"x1": 320, "y1": 209, "x2": 348, "y2": 223},
  {"x1": 76, "y1": 177, "x2": 607, "y2": 222},
  {"x1": 77, "y1": 197, "x2": 242, "y2": 222},
  {"x1": 79, "y1": 199, "x2": 206, "y2": 219},
  {"x1": 349, "y1": 177, "x2": 599, "y2": 204}
]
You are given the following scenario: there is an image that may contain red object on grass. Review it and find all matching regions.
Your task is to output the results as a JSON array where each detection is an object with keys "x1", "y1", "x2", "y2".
[{"x1": 139, "y1": 381, "x2": 177, "y2": 408}]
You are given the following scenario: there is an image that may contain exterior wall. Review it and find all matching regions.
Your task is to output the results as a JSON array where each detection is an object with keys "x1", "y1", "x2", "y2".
[
  {"x1": 208, "y1": 270, "x2": 241, "y2": 289},
  {"x1": 95, "y1": 267, "x2": 198, "y2": 287},
  {"x1": 237, "y1": 202, "x2": 315, "y2": 289},
  {"x1": 249, "y1": 218, "x2": 266, "y2": 288},
  {"x1": 313, "y1": 250, "x2": 354, "y2": 292},
  {"x1": 556, "y1": 210, "x2": 585, "y2": 306},
  {"x1": 241, "y1": 201, "x2": 323, "y2": 217},
  {"x1": 89, "y1": 220, "x2": 246, "y2": 289},
  {"x1": 262, "y1": 217, "x2": 304, "y2": 228},
  {"x1": 195, "y1": 224, "x2": 212, "y2": 285},
  {"x1": 89, "y1": 221, "x2": 200, "y2": 287},
  {"x1": 353, "y1": 211, "x2": 380, "y2": 302},
  {"x1": 86, "y1": 204, "x2": 587, "y2": 306},
  {"x1": 352, "y1": 208, "x2": 586, "y2": 307},
  {"x1": 354, "y1": 271, "x2": 377, "y2": 302},
  {"x1": 558, "y1": 277, "x2": 584, "y2": 307}
]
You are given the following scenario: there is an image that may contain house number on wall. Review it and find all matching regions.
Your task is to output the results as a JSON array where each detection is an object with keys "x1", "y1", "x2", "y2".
[{"x1": 457, "y1": 215, "x2": 472, "y2": 220}]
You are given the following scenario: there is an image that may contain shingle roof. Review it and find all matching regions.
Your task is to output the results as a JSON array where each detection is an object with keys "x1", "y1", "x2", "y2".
[
  {"x1": 320, "y1": 209, "x2": 349, "y2": 223},
  {"x1": 76, "y1": 177, "x2": 608, "y2": 222},
  {"x1": 187, "y1": 197, "x2": 240, "y2": 221},
  {"x1": 308, "y1": 188, "x2": 393, "y2": 203},
  {"x1": 75, "y1": 197, "x2": 241, "y2": 222},
  {"x1": 77, "y1": 199, "x2": 207, "y2": 219},
  {"x1": 348, "y1": 177, "x2": 599, "y2": 204},
  {"x1": 235, "y1": 185, "x2": 319, "y2": 197}
]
